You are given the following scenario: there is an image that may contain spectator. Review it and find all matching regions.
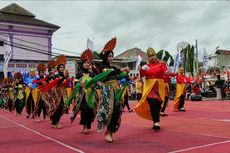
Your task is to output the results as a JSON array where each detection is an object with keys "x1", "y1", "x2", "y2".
[{"x1": 215, "y1": 75, "x2": 225, "y2": 100}]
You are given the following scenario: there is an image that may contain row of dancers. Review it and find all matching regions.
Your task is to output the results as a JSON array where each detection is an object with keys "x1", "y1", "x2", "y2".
[{"x1": 0, "y1": 37, "x2": 202, "y2": 143}]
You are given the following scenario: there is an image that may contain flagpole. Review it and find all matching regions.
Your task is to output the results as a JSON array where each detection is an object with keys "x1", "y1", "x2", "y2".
[{"x1": 195, "y1": 39, "x2": 198, "y2": 75}]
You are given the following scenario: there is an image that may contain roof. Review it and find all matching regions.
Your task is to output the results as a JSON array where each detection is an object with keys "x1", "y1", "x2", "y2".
[
  {"x1": 215, "y1": 49, "x2": 230, "y2": 55},
  {"x1": 115, "y1": 47, "x2": 148, "y2": 62},
  {"x1": 0, "y1": 3, "x2": 60, "y2": 31}
]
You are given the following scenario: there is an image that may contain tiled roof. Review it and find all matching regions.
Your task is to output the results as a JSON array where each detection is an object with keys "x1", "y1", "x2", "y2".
[
  {"x1": 0, "y1": 3, "x2": 60, "y2": 30},
  {"x1": 215, "y1": 49, "x2": 230, "y2": 55},
  {"x1": 115, "y1": 47, "x2": 148, "y2": 62}
]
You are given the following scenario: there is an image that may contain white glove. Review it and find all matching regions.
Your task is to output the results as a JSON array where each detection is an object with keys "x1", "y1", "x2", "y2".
[{"x1": 142, "y1": 65, "x2": 149, "y2": 71}]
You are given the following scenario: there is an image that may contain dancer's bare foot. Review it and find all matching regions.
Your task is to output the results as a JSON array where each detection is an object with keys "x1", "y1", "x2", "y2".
[
  {"x1": 105, "y1": 133, "x2": 113, "y2": 143},
  {"x1": 112, "y1": 135, "x2": 117, "y2": 141},
  {"x1": 56, "y1": 124, "x2": 63, "y2": 129},
  {"x1": 83, "y1": 129, "x2": 90, "y2": 134},
  {"x1": 36, "y1": 118, "x2": 40, "y2": 122}
]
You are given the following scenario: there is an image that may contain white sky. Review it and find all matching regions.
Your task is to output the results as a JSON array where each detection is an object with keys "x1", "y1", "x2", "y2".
[{"x1": 1, "y1": 1, "x2": 230, "y2": 57}]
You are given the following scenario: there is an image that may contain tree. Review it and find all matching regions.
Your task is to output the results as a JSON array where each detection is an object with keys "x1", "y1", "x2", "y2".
[{"x1": 157, "y1": 49, "x2": 174, "y2": 66}]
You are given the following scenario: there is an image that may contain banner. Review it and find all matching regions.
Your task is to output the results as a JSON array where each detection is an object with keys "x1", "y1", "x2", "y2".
[
  {"x1": 135, "y1": 54, "x2": 142, "y2": 71},
  {"x1": 173, "y1": 53, "x2": 180, "y2": 73},
  {"x1": 86, "y1": 38, "x2": 94, "y2": 51},
  {"x1": 3, "y1": 36, "x2": 13, "y2": 77},
  {"x1": 203, "y1": 49, "x2": 208, "y2": 71}
]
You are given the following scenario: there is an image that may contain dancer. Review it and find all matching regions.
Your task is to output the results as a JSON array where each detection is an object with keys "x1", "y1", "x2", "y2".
[
  {"x1": 25, "y1": 69, "x2": 38, "y2": 118},
  {"x1": 92, "y1": 37, "x2": 129, "y2": 142},
  {"x1": 41, "y1": 55, "x2": 69, "y2": 129},
  {"x1": 14, "y1": 72, "x2": 26, "y2": 115},
  {"x1": 160, "y1": 66, "x2": 177, "y2": 116},
  {"x1": 69, "y1": 49, "x2": 98, "y2": 134},
  {"x1": 173, "y1": 67, "x2": 190, "y2": 111},
  {"x1": 33, "y1": 63, "x2": 47, "y2": 122},
  {"x1": 135, "y1": 47, "x2": 168, "y2": 130}
]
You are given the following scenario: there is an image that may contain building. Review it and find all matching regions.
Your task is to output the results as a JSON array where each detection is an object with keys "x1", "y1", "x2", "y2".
[
  {"x1": 208, "y1": 49, "x2": 230, "y2": 68},
  {"x1": 208, "y1": 49, "x2": 230, "y2": 71},
  {"x1": 115, "y1": 47, "x2": 148, "y2": 76},
  {"x1": 0, "y1": 3, "x2": 60, "y2": 80}
]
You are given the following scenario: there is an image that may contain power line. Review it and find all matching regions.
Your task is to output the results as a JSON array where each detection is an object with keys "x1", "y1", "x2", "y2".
[
  {"x1": 0, "y1": 37, "x2": 60, "y2": 57},
  {"x1": 0, "y1": 33, "x2": 80, "y2": 55}
]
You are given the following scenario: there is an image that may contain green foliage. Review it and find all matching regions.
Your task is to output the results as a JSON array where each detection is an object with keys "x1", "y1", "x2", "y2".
[
  {"x1": 180, "y1": 44, "x2": 195, "y2": 75},
  {"x1": 157, "y1": 49, "x2": 174, "y2": 66},
  {"x1": 93, "y1": 51, "x2": 100, "y2": 59}
]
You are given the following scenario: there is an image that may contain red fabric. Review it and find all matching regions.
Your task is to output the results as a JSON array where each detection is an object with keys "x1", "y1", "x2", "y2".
[
  {"x1": 196, "y1": 75, "x2": 204, "y2": 84},
  {"x1": 193, "y1": 86, "x2": 200, "y2": 95},
  {"x1": 40, "y1": 78, "x2": 60, "y2": 92},
  {"x1": 176, "y1": 74, "x2": 190, "y2": 84},
  {"x1": 163, "y1": 72, "x2": 177, "y2": 83},
  {"x1": 140, "y1": 62, "x2": 167, "y2": 79}
]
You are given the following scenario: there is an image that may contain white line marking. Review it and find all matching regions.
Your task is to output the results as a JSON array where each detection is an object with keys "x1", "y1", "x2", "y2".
[
  {"x1": 168, "y1": 140, "x2": 230, "y2": 153},
  {"x1": 0, "y1": 116, "x2": 85, "y2": 153}
]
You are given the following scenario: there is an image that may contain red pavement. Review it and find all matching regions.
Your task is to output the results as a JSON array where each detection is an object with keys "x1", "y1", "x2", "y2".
[{"x1": 0, "y1": 100, "x2": 230, "y2": 153}]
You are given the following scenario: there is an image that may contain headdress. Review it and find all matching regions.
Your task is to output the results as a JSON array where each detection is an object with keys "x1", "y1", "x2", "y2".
[
  {"x1": 101, "y1": 37, "x2": 117, "y2": 55},
  {"x1": 37, "y1": 63, "x2": 46, "y2": 72},
  {"x1": 47, "y1": 59, "x2": 56, "y2": 68},
  {"x1": 56, "y1": 54, "x2": 67, "y2": 66},
  {"x1": 80, "y1": 49, "x2": 94, "y2": 62},
  {"x1": 14, "y1": 72, "x2": 22, "y2": 79},
  {"x1": 3, "y1": 77, "x2": 12, "y2": 84},
  {"x1": 147, "y1": 47, "x2": 156, "y2": 57}
]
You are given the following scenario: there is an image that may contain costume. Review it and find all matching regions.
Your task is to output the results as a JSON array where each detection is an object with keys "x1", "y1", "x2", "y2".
[
  {"x1": 33, "y1": 63, "x2": 47, "y2": 121},
  {"x1": 135, "y1": 77, "x2": 143, "y2": 101},
  {"x1": 14, "y1": 72, "x2": 26, "y2": 115},
  {"x1": 85, "y1": 37, "x2": 129, "y2": 142},
  {"x1": 173, "y1": 67, "x2": 190, "y2": 111},
  {"x1": 4, "y1": 78, "x2": 14, "y2": 112},
  {"x1": 41, "y1": 55, "x2": 69, "y2": 128},
  {"x1": 69, "y1": 49, "x2": 98, "y2": 133},
  {"x1": 135, "y1": 48, "x2": 167, "y2": 130},
  {"x1": 24, "y1": 69, "x2": 38, "y2": 118},
  {"x1": 161, "y1": 70, "x2": 177, "y2": 116}
]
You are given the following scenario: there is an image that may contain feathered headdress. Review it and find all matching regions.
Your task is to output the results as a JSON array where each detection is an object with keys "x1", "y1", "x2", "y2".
[
  {"x1": 37, "y1": 63, "x2": 46, "y2": 72},
  {"x1": 80, "y1": 49, "x2": 94, "y2": 62},
  {"x1": 101, "y1": 37, "x2": 117, "y2": 55},
  {"x1": 47, "y1": 59, "x2": 56, "y2": 68},
  {"x1": 3, "y1": 77, "x2": 12, "y2": 84},
  {"x1": 56, "y1": 54, "x2": 67, "y2": 66},
  {"x1": 14, "y1": 72, "x2": 23, "y2": 79}
]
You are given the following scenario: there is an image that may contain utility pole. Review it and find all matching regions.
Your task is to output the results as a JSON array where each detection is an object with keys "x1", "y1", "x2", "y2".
[{"x1": 195, "y1": 39, "x2": 198, "y2": 74}]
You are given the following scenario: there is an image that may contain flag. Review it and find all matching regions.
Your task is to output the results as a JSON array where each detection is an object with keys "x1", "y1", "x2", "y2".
[
  {"x1": 203, "y1": 49, "x2": 208, "y2": 71},
  {"x1": 161, "y1": 49, "x2": 165, "y2": 60},
  {"x1": 135, "y1": 54, "x2": 142, "y2": 71},
  {"x1": 173, "y1": 53, "x2": 180, "y2": 73},
  {"x1": 4, "y1": 36, "x2": 13, "y2": 65},
  {"x1": 3, "y1": 36, "x2": 13, "y2": 78},
  {"x1": 86, "y1": 38, "x2": 94, "y2": 51},
  {"x1": 172, "y1": 53, "x2": 180, "y2": 84},
  {"x1": 167, "y1": 57, "x2": 171, "y2": 66},
  {"x1": 182, "y1": 49, "x2": 186, "y2": 69}
]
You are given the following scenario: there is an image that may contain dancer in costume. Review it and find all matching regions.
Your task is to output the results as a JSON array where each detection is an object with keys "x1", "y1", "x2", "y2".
[
  {"x1": 33, "y1": 63, "x2": 47, "y2": 122},
  {"x1": 136, "y1": 75, "x2": 143, "y2": 101},
  {"x1": 41, "y1": 55, "x2": 70, "y2": 129},
  {"x1": 25, "y1": 69, "x2": 38, "y2": 118},
  {"x1": 135, "y1": 48, "x2": 169, "y2": 130},
  {"x1": 160, "y1": 66, "x2": 177, "y2": 116},
  {"x1": 4, "y1": 78, "x2": 14, "y2": 112},
  {"x1": 173, "y1": 67, "x2": 190, "y2": 111},
  {"x1": 14, "y1": 72, "x2": 26, "y2": 115},
  {"x1": 69, "y1": 49, "x2": 98, "y2": 134},
  {"x1": 96, "y1": 37, "x2": 129, "y2": 142}
]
